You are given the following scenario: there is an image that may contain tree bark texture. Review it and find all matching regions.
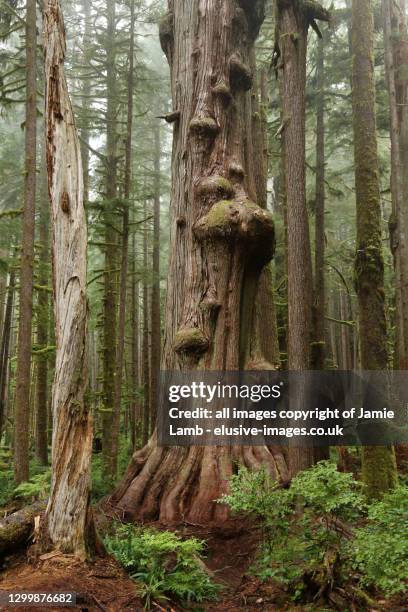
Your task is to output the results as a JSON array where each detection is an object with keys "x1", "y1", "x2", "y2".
[
  {"x1": 43, "y1": 0, "x2": 95, "y2": 558},
  {"x1": 110, "y1": 0, "x2": 289, "y2": 525},
  {"x1": 351, "y1": 0, "x2": 397, "y2": 498},
  {"x1": 275, "y1": 0, "x2": 329, "y2": 475},
  {"x1": 312, "y1": 36, "x2": 326, "y2": 371}
]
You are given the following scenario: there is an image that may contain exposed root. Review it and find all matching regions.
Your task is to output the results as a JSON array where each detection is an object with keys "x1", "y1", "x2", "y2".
[{"x1": 109, "y1": 440, "x2": 289, "y2": 526}]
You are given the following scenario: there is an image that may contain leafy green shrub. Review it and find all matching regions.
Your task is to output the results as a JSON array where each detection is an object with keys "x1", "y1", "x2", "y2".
[
  {"x1": 104, "y1": 524, "x2": 219, "y2": 608},
  {"x1": 221, "y1": 461, "x2": 364, "y2": 599},
  {"x1": 351, "y1": 486, "x2": 408, "y2": 595}
]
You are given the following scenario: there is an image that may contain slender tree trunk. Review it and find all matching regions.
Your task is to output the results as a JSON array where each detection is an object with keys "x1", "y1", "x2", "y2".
[
  {"x1": 150, "y1": 123, "x2": 161, "y2": 430},
  {"x1": 131, "y1": 230, "x2": 140, "y2": 450},
  {"x1": 35, "y1": 162, "x2": 50, "y2": 465},
  {"x1": 251, "y1": 67, "x2": 280, "y2": 368},
  {"x1": 14, "y1": 0, "x2": 37, "y2": 483},
  {"x1": 80, "y1": 0, "x2": 92, "y2": 206},
  {"x1": 142, "y1": 205, "x2": 150, "y2": 446},
  {"x1": 351, "y1": 0, "x2": 397, "y2": 499},
  {"x1": 102, "y1": 0, "x2": 118, "y2": 477},
  {"x1": 276, "y1": 0, "x2": 329, "y2": 475},
  {"x1": 0, "y1": 269, "x2": 15, "y2": 439},
  {"x1": 43, "y1": 0, "x2": 96, "y2": 559},
  {"x1": 383, "y1": 0, "x2": 408, "y2": 368},
  {"x1": 111, "y1": 0, "x2": 135, "y2": 476},
  {"x1": 312, "y1": 36, "x2": 326, "y2": 371},
  {"x1": 110, "y1": 0, "x2": 289, "y2": 525}
]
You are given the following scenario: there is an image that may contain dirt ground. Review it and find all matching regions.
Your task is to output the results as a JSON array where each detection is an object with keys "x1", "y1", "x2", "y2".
[{"x1": 1, "y1": 520, "x2": 406, "y2": 612}]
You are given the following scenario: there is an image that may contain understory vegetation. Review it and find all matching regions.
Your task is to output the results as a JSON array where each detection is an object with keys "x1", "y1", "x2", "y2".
[
  {"x1": 221, "y1": 461, "x2": 408, "y2": 603},
  {"x1": 104, "y1": 525, "x2": 220, "y2": 608}
]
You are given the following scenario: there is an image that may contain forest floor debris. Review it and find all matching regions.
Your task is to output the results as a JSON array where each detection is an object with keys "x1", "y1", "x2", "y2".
[{"x1": 1, "y1": 516, "x2": 407, "y2": 611}]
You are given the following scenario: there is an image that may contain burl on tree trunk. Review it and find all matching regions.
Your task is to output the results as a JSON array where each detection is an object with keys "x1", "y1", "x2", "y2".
[{"x1": 109, "y1": 0, "x2": 289, "y2": 526}]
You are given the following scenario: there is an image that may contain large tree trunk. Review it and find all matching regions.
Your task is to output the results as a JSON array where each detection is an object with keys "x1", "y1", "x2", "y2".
[
  {"x1": 43, "y1": 0, "x2": 96, "y2": 558},
  {"x1": 275, "y1": 0, "x2": 330, "y2": 475},
  {"x1": 351, "y1": 0, "x2": 397, "y2": 499},
  {"x1": 109, "y1": 0, "x2": 289, "y2": 525},
  {"x1": 14, "y1": 0, "x2": 37, "y2": 484}
]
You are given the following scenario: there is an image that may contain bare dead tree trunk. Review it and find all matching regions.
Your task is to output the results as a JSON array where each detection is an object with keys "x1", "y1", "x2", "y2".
[
  {"x1": 14, "y1": 0, "x2": 37, "y2": 484},
  {"x1": 43, "y1": 0, "x2": 96, "y2": 558},
  {"x1": 110, "y1": 0, "x2": 135, "y2": 477},
  {"x1": 110, "y1": 0, "x2": 289, "y2": 526}
]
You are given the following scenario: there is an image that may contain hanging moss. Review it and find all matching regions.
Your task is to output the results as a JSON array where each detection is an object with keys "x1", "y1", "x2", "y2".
[{"x1": 173, "y1": 327, "x2": 209, "y2": 355}]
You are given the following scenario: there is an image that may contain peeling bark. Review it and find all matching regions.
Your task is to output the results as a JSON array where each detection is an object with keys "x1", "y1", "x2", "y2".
[{"x1": 43, "y1": 0, "x2": 96, "y2": 558}]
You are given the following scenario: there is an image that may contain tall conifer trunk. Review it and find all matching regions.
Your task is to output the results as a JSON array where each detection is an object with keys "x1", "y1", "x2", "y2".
[
  {"x1": 275, "y1": 0, "x2": 329, "y2": 475},
  {"x1": 110, "y1": 0, "x2": 135, "y2": 476},
  {"x1": 14, "y1": 0, "x2": 37, "y2": 483},
  {"x1": 351, "y1": 0, "x2": 397, "y2": 498},
  {"x1": 102, "y1": 0, "x2": 118, "y2": 479}
]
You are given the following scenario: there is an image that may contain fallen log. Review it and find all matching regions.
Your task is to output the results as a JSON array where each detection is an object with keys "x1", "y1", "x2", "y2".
[{"x1": 0, "y1": 500, "x2": 46, "y2": 557}]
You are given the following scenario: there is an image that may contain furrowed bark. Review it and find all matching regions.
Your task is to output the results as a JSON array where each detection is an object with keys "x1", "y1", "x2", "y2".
[
  {"x1": 43, "y1": 0, "x2": 96, "y2": 558},
  {"x1": 275, "y1": 0, "x2": 330, "y2": 475},
  {"x1": 109, "y1": 0, "x2": 288, "y2": 525}
]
